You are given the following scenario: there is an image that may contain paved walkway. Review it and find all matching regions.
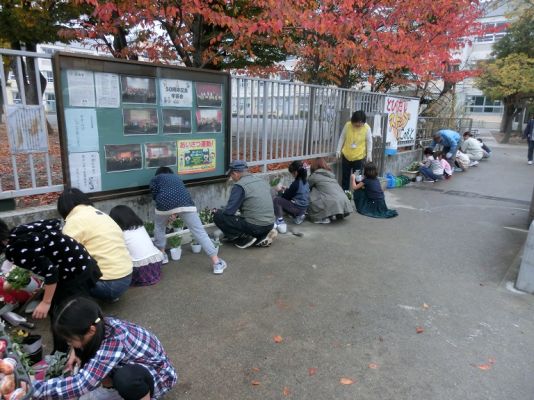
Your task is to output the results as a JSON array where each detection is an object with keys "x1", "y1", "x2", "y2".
[{"x1": 36, "y1": 140, "x2": 534, "y2": 399}]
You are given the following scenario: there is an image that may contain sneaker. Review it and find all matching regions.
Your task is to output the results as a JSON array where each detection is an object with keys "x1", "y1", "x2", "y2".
[
  {"x1": 213, "y1": 259, "x2": 227, "y2": 274},
  {"x1": 234, "y1": 235, "x2": 257, "y2": 249},
  {"x1": 256, "y1": 229, "x2": 278, "y2": 247},
  {"x1": 293, "y1": 215, "x2": 305, "y2": 225},
  {"x1": 469, "y1": 161, "x2": 479, "y2": 167},
  {"x1": 161, "y1": 252, "x2": 169, "y2": 265},
  {"x1": 454, "y1": 167, "x2": 463, "y2": 172},
  {"x1": 314, "y1": 218, "x2": 331, "y2": 224},
  {"x1": 528, "y1": 161, "x2": 533, "y2": 165},
  {"x1": 277, "y1": 222, "x2": 287, "y2": 234},
  {"x1": 423, "y1": 179, "x2": 435, "y2": 183}
]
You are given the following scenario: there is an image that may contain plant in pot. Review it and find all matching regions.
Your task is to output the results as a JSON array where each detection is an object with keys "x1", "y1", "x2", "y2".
[
  {"x1": 199, "y1": 208, "x2": 215, "y2": 225},
  {"x1": 171, "y1": 216, "x2": 184, "y2": 232},
  {"x1": 191, "y1": 240, "x2": 202, "y2": 254},
  {"x1": 4, "y1": 266, "x2": 41, "y2": 293},
  {"x1": 212, "y1": 238, "x2": 222, "y2": 255},
  {"x1": 167, "y1": 235, "x2": 182, "y2": 261},
  {"x1": 144, "y1": 222, "x2": 155, "y2": 237}
]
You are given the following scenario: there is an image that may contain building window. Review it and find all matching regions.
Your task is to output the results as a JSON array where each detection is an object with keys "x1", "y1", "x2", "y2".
[
  {"x1": 475, "y1": 22, "x2": 507, "y2": 43},
  {"x1": 45, "y1": 71, "x2": 54, "y2": 83},
  {"x1": 465, "y1": 96, "x2": 503, "y2": 113}
]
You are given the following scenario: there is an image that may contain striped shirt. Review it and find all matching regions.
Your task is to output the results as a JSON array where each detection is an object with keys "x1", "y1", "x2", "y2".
[{"x1": 33, "y1": 318, "x2": 177, "y2": 399}]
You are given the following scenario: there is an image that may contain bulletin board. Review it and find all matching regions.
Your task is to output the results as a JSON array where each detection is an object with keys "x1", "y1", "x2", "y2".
[{"x1": 53, "y1": 52, "x2": 231, "y2": 199}]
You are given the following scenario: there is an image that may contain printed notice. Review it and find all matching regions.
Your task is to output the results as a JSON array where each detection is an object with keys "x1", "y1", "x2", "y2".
[
  {"x1": 69, "y1": 152, "x2": 102, "y2": 193},
  {"x1": 177, "y1": 139, "x2": 216, "y2": 174},
  {"x1": 95, "y1": 73, "x2": 120, "y2": 108},
  {"x1": 160, "y1": 79, "x2": 193, "y2": 107},
  {"x1": 67, "y1": 70, "x2": 95, "y2": 107},
  {"x1": 65, "y1": 108, "x2": 99, "y2": 152}
]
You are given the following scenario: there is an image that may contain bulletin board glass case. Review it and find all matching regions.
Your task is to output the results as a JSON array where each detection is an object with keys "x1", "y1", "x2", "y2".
[{"x1": 53, "y1": 52, "x2": 231, "y2": 199}]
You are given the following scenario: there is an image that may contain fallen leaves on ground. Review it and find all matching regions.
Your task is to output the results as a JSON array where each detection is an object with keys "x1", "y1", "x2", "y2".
[
  {"x1": 273, "y1": 335, "x2": 283, "y2": 343},
  {"x1": 251, "y1": 367, "x2": 260, "y2": 372},
  {"x1": 340, "y1": 378, "x2": 354, "y2": 385},
  {"x1": 251, "y1": 380, "x2": 261, "y2": 386},
  {"x1": 368, "y1": 363, "x2": 379, "y2": 369},
  {"x1": 477, "y1": 364, "x2": 492, "y2": 370},
  {"x1": 283, "y1": 387, "x2": 291, "y2": 396},
  {"x1": 422, "y1": 303, "x2": 429, "y2": 309},
  {"x1": 416, "y1": 327, "x2": 424, "y2": 334},
  {"x1": 308, "y1": 368, "x2": 317, "y2": 376}
]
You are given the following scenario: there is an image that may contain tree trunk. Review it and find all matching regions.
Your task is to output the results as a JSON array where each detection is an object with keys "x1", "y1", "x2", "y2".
[{"x1": 501, "y1": 100, "x2": 516, "y2": 144}]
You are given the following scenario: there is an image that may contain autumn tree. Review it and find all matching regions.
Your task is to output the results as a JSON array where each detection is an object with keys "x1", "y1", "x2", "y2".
[
  {"x1": 0, "y1": 0, "x2": 85, "y2": 122},
  {"x1": 69, "y1": 0, "x2": 295, "y2": 70},
  {"x1": 291, "y1": 0, "x2": 483, "y2": 93},
  {"x1": 477, "y1": 54, "x2": 534, "y2": 142},
  {"x1": 476, "y1": 3, "x2": 534, "y2": 142}
]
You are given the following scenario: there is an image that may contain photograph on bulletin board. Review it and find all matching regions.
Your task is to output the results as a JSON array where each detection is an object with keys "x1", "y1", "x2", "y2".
[
  {"x1": 145, "y1": 142, "x2": 177, "y2": 168},
  {"x1": 123, "y1": 108, "x2": 159, "y2": 135},
  {"x1": 195, "y1": 109, "x2": 222, "y2": 133},
  {"x1": 121, "y1": 76, "x2": 157, "y2": 104},
  {"x1": 195, "y1": 83, "x2": 223, "y2": 107},
  {"x1": 177, "y1": 139, "x2": 216, "y2": 174},
  {"x1": 162, "y1": 109, "x2": 192, "y2": 134},
  {"x1": 105, "y1": 144, "x2": 143, "y2": 172}
]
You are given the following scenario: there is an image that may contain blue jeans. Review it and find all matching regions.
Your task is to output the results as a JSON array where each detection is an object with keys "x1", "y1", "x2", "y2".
[
  {"x1": 90, "y1": 274, "x2": 132, "y2": 302},
  {"x1": 528, "y1": 140, "x2": 534, "y2": 162},
  {"x1": 420, "y1": 166, "x2": 444, "y2": 181}
]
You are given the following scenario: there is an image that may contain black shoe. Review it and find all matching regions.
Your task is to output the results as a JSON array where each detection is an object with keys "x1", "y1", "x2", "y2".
[{"x1": 234, "y1": 235, "x2": 257, "y2": 249}]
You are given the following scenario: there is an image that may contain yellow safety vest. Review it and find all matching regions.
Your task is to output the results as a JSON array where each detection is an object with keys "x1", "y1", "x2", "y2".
[{"x1": 341, "y1": 122, "x2": 368, "y2": 161}]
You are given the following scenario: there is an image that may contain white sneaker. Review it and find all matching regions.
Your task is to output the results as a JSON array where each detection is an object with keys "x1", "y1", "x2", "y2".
[
  {"x1": 314, "y1": 218, "x2": 331, "y2": 224},
  {"x1": 161, "y1": 252, "x2": 169, "y2": 265},
  {"x1": 528, "y1": 161, "x2": 533, "y2": 165},
  {"x1": 213, "y1": 259, "x2": 227, "y2": 274},
  {"x1": 277, "y1": 222, "x2": 287, "y2": 234},
  {"x1": 469, "y1": 161, "x2": 479, "y2": 167}
]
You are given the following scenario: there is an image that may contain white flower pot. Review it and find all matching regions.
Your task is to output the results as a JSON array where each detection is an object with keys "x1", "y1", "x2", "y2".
[
  {"x1": 191, "y1": 244, "x2": 202, "y2": 254},
  {"x1": 170, "y1": 247, "x2": 182, "y2": 261},
  {"x1": 23, "y1": 276, "x2": 41, "y2": 294}
]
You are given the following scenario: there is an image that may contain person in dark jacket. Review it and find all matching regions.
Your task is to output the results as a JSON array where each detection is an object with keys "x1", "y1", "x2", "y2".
[
  {"x1": 272, "y1": 160, "x2": 310, "y2": 233},
  {"x1": 214, "y1": 160, "x2": 277, "y2": 249},
  {"x1": 149, "y1": 167, "x2": 227, "y2": 274},
  {"x1": 523, "y1": 114, "x2": 534, "y2": 165},
  {"x1": 0, "y1": 218, "x2": 101, "y2": 352}
]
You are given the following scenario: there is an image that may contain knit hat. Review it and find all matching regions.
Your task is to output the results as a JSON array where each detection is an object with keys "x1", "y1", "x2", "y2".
[{"x1": 226, "y1": 160, "x2": 248, "y2": 175}]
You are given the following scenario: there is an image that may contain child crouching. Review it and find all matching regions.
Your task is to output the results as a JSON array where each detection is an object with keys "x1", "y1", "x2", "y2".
[{"x1": 350, "y1": 163, "x2": 398, "y2": 218}]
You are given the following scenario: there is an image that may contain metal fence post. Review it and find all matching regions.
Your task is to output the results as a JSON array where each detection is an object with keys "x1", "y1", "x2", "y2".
[{"x1": 261, "y1": 82, "x2": 268, "y2": 172}]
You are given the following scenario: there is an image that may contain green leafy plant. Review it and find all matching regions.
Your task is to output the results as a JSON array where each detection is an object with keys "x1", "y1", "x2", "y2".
[
  {"x1": 171, "y1": 217, "x2": 184, "y2": 229},
  {"x1": 199, "y1": 208, "x2": 215, "y2": 225},
  {"x1": 270, "y1": 177, "x2": 281, "y2": 187},
  {"x1": 44, "y1": 351, "x2": 68, "y2": 379},
  {"x1": 6, "y1": 267, "x2": 31, "y2": 290},
  {"x1": 212, "y1": 239, "x2": 222, "y2": 248},
  {"x1": 144, "y1": 222, "x2": 155, "y2": 236},
  {"x1": 167, "y1": 235, "x2": 182, "y2": 249},
  {"x1": 406, "y1": 161, "x2": 420, "y2": 172},
  {"x1": 344, "y1": 190, "x2": 353, "y2": 201}
]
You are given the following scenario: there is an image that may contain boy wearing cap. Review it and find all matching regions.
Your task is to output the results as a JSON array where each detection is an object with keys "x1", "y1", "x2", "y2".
[
  {"x1": 150, "y1": 166, "x2": 227, "y2": 274},
  {"x1": 214, "y1": 160, "x2": 277, "y2": 248}
]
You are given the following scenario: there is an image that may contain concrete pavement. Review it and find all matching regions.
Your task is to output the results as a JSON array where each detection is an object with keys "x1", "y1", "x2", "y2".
[{"x1": 41, "y1": 137, "x2": 534, "y2": 399}]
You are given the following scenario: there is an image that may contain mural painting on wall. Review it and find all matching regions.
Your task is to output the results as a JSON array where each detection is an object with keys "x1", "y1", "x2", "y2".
[{"x1": 384, "y1": 97, "x2": 419, "y2": 154}]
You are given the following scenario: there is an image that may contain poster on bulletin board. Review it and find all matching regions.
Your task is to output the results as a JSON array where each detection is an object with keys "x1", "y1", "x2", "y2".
[{"x1": 53, "y1": 52, "x2": 231, "y2": 199}]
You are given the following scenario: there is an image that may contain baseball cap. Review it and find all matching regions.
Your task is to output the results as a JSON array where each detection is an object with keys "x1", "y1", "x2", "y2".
[{"x1": 226, "y1": 160, "x2": 248, "y2": 175}]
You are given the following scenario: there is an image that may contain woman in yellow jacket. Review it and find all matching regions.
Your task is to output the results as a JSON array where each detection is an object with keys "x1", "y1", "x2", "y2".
[
  {"x1": 57, "y1": 188, "x2": 133, "y2": 302},
  {"x1": 335, "y1": 110, "x2": 373, "y2": 190}
]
